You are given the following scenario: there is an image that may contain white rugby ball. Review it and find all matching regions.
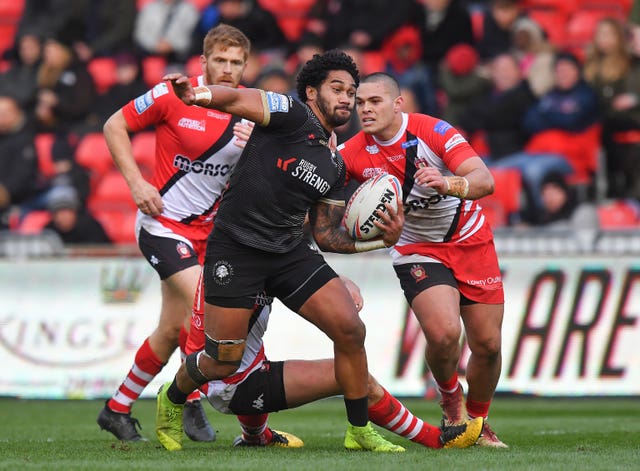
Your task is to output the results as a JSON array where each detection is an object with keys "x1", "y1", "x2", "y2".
[{"x1": 343, "y1": 173, "x2": 402, "y2": 240}]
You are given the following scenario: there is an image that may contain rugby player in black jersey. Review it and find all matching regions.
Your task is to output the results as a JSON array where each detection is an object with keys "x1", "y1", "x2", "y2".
[{"x1": 155, "y1": 50, "x2": 407, "y2": 452}]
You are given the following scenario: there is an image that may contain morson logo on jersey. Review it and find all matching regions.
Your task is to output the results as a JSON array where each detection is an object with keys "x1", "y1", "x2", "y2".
[
  {"x1": 291, "y1": 158, "x2": 330, "y2": 193},
  {"x1": 177, "y1": 117, "x2": 206, "y2": 132},
  {"x1": 173, "y1": 154, "x2": 234, "y2": 176}
]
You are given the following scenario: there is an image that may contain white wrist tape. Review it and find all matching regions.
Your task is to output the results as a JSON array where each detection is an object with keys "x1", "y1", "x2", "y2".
[
  {"x1": 194, "y1": 86, "x2": 212, "y2": 106},
  {"x1": 354, "y1": 239, "x2": 387, "y2": 253}
]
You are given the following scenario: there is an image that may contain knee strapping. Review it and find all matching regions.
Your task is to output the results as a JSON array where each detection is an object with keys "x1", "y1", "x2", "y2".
[
  {"x1": 185, "y1": 351, "x2": 209, "y2": 386},
  {"x1": 205, "y1": 334, "x2": 245, "y2": 365}
]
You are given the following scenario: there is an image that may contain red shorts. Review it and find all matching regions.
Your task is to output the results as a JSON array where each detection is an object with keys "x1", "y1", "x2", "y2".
[{"x1": 394, "y1": 223, "x2": 504, "y2": 304}]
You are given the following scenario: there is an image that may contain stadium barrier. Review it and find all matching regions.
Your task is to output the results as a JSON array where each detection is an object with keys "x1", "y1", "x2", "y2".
[{"x1": 1, "y1": 231, "x2": 639, "y2": 398}]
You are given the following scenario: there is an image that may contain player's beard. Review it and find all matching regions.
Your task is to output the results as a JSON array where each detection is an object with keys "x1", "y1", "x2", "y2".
[{"x1": 317, "y1": 94, "x2": 352, "y2": 128}]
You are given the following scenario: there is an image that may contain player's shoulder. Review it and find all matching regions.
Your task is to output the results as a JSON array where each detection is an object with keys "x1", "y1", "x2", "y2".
[{"x1": 338, "y1": 131, "x2": 369, "y2": 155}]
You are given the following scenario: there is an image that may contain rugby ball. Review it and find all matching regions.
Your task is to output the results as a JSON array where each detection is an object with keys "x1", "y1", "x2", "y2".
[{"x1": 343, "y1": 173, "x2": 402, "y2": 240}]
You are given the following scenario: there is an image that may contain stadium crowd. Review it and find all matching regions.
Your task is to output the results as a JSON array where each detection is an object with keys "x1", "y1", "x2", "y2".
[{"x1": 1, "y1": 0, "x2": 640, "y2": 244}]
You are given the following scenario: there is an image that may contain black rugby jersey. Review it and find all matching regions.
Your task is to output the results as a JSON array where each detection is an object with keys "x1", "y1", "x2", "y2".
[{"x1": 212, "y1": 91, "x2": 346, "y2": 253}]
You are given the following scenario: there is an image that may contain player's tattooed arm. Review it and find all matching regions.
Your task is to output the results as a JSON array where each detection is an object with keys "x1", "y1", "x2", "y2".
[{"x1": 309, "y1": 201, "x2": 356, "y2": 254}]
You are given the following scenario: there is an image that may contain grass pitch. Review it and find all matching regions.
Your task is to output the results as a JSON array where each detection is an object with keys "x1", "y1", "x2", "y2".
[{"x1": 0, "y1": 396, "x2": 637, "y2": 470}]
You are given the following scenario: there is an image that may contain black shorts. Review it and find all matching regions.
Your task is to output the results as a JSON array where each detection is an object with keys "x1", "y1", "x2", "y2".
[
  {"x1": 228, "y1": 361, "x2": 287, "y2": 415},
  {"x1": 138, "y1": 227, "x2": 199, "y2": 280},
  {"x1": 203, "y1": 229, "x2": 338, "y2": 312},
  {"x1": 394, "y1": 262, "x2": 473, "y2": 306}
]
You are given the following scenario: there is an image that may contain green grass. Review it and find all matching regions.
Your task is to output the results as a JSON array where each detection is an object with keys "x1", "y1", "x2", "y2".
[{"x1": 0, "y1": 397, "x2": 638, "y2": 470}]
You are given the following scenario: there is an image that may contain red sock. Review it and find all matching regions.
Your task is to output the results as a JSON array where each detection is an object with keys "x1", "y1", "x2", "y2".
[
  {"x1": 108, "y1": 338, "x2": 164, "y2": 413},
  {"x1": 368, "y1": 388, "x2": 443, "y2": 449},
  {"x1": 436, "y1": 373, "x2": 459, "y2": 395},
  {"x1": 237, "y1": 414, "x2": 272, "y2": 444},
  {"x1": 466, "y1": 399, "x2": 490, "y2": 419}
]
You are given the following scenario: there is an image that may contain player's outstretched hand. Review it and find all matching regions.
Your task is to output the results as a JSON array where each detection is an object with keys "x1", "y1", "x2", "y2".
[
  {"x1": 163, "y1": 73, "x2": 196, "y2": 105},
  {"x1": 374, "y1": 199, "x2": 404, "y2": 248}
]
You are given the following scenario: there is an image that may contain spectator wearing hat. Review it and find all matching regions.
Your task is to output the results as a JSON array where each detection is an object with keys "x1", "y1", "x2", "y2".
[
  {"x1": 511, "y1": 16, "x2": 555, "y2": 98},
  {"x1": 439, "y1": 43, "x2": 491, "y2": 128},
  {"x1": 518, "y1": 172, "x2": 599, "y2": 229},
  {"x1": 44, "y1": 185, "x2": 111, "y2": 244}
]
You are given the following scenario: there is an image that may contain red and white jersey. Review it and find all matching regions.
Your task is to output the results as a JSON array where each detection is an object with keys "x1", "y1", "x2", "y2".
[
  {"x1": 122, "y1": 76, "x2": 242, "y2": 243},
  {"x1": 339, "y1": 113, "x2": 487, "y2": 249}
]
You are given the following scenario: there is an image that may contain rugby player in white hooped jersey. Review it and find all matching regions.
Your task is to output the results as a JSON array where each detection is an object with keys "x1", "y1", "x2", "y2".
[{"x1": 339, "y1": 72, "x2": 507, "y2": 448}]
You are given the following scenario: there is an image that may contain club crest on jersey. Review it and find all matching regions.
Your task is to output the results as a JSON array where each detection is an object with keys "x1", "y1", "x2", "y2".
[
  {"x1": 212, "y1": 260, "x2": 234, "y2": 285},
  {"x1": 410, "y1": 264, "x2": 428, "y2": 282},
  {"x1": 365, "y1": 144, "x2": 379, "y2": 154},
  {"x1": 176, "y1": 242, "x2": 191, "y2": 259}
]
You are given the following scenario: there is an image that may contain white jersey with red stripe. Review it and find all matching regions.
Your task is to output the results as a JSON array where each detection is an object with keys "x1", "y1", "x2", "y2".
[
  {"x1": 339, "y1": 113, "x2": 487, "y2": 254},
  {"x1": 122, "y1": 76, "x2": 242, "y2": 243}
]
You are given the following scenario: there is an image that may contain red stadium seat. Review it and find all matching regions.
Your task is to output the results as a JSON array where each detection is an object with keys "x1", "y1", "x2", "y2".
[
  {"x1": 131, "y1": 131, "x2": 156, "y2": 177},
  {"x1": 0, "y1": 0, "x2": 25, "y2": 22},
  {"x1": 597, "y1": 200, "x2": 640, "y2": 229},
  {"x1": 524, "y1": 124, "x2": 602, "y2": 186},
  {"x1": 87, "y1": 57, "x2": 118, "y2": 94},
  {"x1": 142, "y1": 55, "x2": 168, "y2": 87},
  {"x1": 258, "y1": 0, "x2": 315, "y2": 42},
  {"x1": 527, "y1": 8, "x2": 569, "y2": 48},
  {"x1": 75, "y1": 132, "x2": 115, "y2": 187},
  {"x1": 479, "y1": 168, "x2": 522, "y2": 228},
  {"x1": 0, "y1": 24, "x2": 17, "y2": 56},
  {"x1": 88, "y1": 170, "x2": 136, "y2": 213},
  {"x1": 521, "y1": 0, "x2": 578, "y2": 16},
  {"x1": 93, "y1": 209, "x2": 137, "y2": 244},
  {"x1": 565, "y1": 8, "x2": 625, "y2": 50},
  {"x1": 35, "y1": 133, "x2": 57, "y2": 179},
  {"x1": 185, "y1": 55, "x2": 202, "y2": 77},
  {"x1": 16, "y1": 210, "x2": 51, "y2": 235}
]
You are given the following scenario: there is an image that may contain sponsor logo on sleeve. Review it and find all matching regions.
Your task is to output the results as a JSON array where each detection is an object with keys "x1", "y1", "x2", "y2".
[
  {"x1": 444, "y1": 133, "x2": 467, "y2": 152},
  {"x1": 265, "y1": 91, "x2": 289, "y2": 113},
  {"x1": 434, "y1": 120, "x2": 452, "y2": 135},
  {"x1": 134, "y1": 90, "x2": 154, "y2": 114},
  {"x1": 152, "y1": 82, "x2": 169, "y2": 98}
]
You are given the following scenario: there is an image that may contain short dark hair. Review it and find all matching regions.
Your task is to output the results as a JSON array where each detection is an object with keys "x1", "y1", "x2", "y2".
[
  {"x1": 296, "y1": 49, "x2": 359, "y2": 102},
  {"x1": 360, "y1": 72, "x2": 401, "y2": 96}
]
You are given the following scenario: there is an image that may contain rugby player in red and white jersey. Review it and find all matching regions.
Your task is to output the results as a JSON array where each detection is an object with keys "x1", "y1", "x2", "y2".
[
  {"x1": 184, "y1": 273, "x2": 483, "y2": 449},
  {"x1": 338, "y1": 72, "x2": 507, "y2": 448},
  {"x1": 97, "y1": 24, "x2": 252, "y2": 443}
]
